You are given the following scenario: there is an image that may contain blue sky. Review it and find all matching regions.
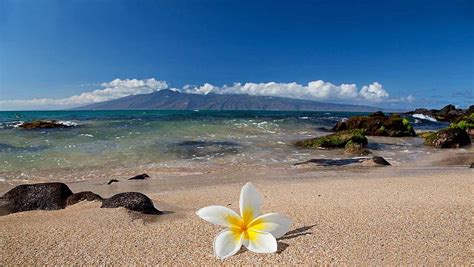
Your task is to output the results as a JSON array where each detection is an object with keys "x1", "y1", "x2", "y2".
[{"x1": 0, "y1": 0, "x2": 472, "y2": 110}]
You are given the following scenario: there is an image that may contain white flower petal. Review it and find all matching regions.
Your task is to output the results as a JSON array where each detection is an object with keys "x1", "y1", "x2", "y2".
[
  {"x1": 249, "y1": 213, "x2": 293, "y2": 239},
  {"x1": 213, "y1": 229, "x2": 243, "y2": 259},
  {"x1": 196, "y1": 205, "x2": 242, "y2": 228},
  {"x1": 239, "y1": 182, "x2": 262, "y2": 224},
  {"x1": 242, "y1": 230, "x2": 277, "y2": 253}
]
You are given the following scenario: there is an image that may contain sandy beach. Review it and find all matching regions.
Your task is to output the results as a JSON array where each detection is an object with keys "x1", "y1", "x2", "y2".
[{"x1": 1, "y1": 164, "x2": 472, "y2": 265}]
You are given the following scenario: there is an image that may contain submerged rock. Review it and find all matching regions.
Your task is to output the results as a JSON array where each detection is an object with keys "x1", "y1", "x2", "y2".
[
  {"x1": 294, "y1": 156, "x2": 391, "y2": 167},
  {"x1": 18, "y1": 120, "x2": 75, "y2": 129},
  {"x1": 294, "y1": 130, "x2": 367, "y2": 149},
  {"x1": 101, "y1": 192, "x2": 162, "y2": 215},
  {"x1": 0, "y1": 182, "x2": 73, "y2": 214},
  {"x1": 128, "y1": 173, "x2": 150, "y2": 180},
  {"x1": 422, "y1": 128, "x2": 471, "y2": 148},
  {"x1": 343, "y1": 141, "x2": 371, "y2": 156},
  {"x1": 332, "y1": 112, "x2": 416, "y2": 137},
  {"x1": 173, "y1": 140, "x2": 241, "y2": 159},
  {"x1": 66, "y1": 191, "x2": 103, "y2": 206}
]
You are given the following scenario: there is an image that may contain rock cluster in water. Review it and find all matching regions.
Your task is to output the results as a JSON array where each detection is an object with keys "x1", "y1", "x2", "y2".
[
  {"x1": 332, "y1": 111, "x2": 416, "y2": 137},
  {"x1": 411, "y1": 105, "x2": 474, "y2": 147},
  {"x1": 0, "y1": 182, "x2": 161, "y2": 216},
  {"x1": 407, "y1": 104, "x2": 473, "y2": 123},
  {"x1": 295, "y1": 109, "x2": 472, "y2": 154}
]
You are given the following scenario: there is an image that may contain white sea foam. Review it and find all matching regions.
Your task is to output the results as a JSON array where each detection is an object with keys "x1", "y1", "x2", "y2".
[
  {"x1": 412, "y1": 114, "x2": 437, "y2": 122},
  {"x1": 11, "y1": 121, "x2": 24, "y2": 128},
  {"x1": 57, "y1": 120, "x2": 79, "y2": 127},
  {"x1": 80, "y1": 134, "x2": 94, "y2": 137}
]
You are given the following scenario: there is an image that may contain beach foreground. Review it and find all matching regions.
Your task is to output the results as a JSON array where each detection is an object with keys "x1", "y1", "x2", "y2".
[{"x1": 1, "y1": 166, "x2": 472, "y2": 265}]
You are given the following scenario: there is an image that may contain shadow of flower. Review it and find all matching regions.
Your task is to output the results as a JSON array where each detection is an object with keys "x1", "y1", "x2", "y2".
[
  {"x1": 275, "y1": 224, "x2": 317, "y2": 253},
  {"x1": 278, "y1": 224, "x2": 316, "y2": 241}
]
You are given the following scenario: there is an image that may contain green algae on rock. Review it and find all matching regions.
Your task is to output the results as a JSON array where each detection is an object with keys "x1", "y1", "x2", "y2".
[
  {"x1": 332, "y1": 112, "x2": 416, "y2": 137},
  {"x1": 294, "y1": 130, "x2": 368, "y2": 149},
  {"x1": 422, "y1": 127, "x2": 471, "y2": 148}
]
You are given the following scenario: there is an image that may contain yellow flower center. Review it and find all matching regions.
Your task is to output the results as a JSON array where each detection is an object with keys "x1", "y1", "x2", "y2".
[{"x1": 226, "y1": 209, "x2": 264, "y2": 242}]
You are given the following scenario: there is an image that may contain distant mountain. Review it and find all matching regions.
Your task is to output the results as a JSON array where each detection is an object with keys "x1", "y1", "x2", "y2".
[{"x1": 74, "y1": 89, "x2": 380, "y2": 112}]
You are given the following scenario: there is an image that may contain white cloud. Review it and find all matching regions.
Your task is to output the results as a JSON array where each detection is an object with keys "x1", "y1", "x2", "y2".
[
  {"x1": 0, "y1": 78, "x2": 402, "y2": 110},
  {"x1": 359, "y1": 82, "x2": 389, "y2": 102},
  {"x1": 183, "y1": 80, "x2": 388, "y2": 102},
  {"x1": 0, "y1": 78, "x2": 168, "y2": 110}
]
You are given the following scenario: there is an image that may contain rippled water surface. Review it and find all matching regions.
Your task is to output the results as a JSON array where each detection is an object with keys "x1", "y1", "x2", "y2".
[{"x1": 0, "y1": 110, "x2": 448, "y2": 180}]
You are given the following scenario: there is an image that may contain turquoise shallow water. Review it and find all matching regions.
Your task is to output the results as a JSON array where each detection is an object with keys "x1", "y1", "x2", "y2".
[{"x1": 0, "y1": 110, "x2": 446, "y2": 179}]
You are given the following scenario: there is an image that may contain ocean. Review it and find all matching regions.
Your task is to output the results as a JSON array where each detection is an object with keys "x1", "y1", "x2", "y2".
[{"x1": 0, "y1": 110, "x2": 448, "y2": 181}]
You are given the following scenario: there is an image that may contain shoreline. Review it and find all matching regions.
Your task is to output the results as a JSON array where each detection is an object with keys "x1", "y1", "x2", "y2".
[{"x1": 1, "y1": 142, "x2": 473, "y2": 191}]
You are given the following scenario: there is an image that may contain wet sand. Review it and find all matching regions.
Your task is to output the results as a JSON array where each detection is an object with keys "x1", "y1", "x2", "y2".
[{"x1": 1, "y1": 165, "x2": 472, "y2": 265}]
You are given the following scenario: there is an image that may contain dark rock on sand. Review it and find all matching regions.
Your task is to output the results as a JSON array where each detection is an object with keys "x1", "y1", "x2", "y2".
[
  {"x1": 422, "y1": 128, "x2": 471, "y2": 148},
  {"x1": 332, "y1": 112, "x2": 416, "y2": 137},
  {"x1": 18, "y1": 120, "x2": 74, "y2": 129},
  {"x1": 295, "y1": 130, "x2": 368, "y2": 149},
  {"x1": 294, "y1": 156, "x2": 390, "y2": 167},
  {"x1": 470, "y1": 163, "x2": 474, "y2": 168},
  {"x1": 128, "y1": 173, "x2": 150, "y2": 180},
  {"x1": 107, "y1": 179, "x2": 119, "y2": 185},
  {"x1": 362, "y1": 156, "x2": 391, "y2": 166},
  {"x1": 295, "y1": 158, "x2": 362, "y2": 167},
  {"x1": 101, "y1": 192, "x2": 162, "y2": 215},
  {"x1": 66, "y1": 191, "x2": 103, "y2": 206},
  {"x1": 0, "y1": 182, "x2": 73, "y2": 214}
]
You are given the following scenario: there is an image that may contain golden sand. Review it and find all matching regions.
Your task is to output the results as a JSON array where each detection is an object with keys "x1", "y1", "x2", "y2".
[{"x1": 0, "y1": 166, "x2": 472, "y2": 265}]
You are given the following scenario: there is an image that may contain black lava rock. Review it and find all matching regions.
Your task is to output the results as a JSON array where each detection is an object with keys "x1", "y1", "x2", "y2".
[
  {"x1": 101, "y1": 192, "x2": 162, "y2": 215},
  {"x1": 128, "y1": 173, "x2": 150, "y2": 180},
  {"x1": 19, "y1": 120, "x2": 74, "y2": 129},
  {"x1": 107, "y1": 179, "x2": 119, "y2": 185},
  {"x1": 0, "y1": 182, "x2": 73, "y2": 214},
  {"x1": 294, "y1": 156, "x2": 391, "y2": 167},
  {"x1": 66, "y1": 191, "x2": 103, "y2": 206},
  {"x1": 370, "y1": 156, "x2": 391, "y2": 166}
]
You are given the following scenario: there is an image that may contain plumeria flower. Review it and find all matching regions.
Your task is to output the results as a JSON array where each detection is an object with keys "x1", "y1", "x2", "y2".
[{"x1": 196, "y1": 182, "x2": 292, "y2": 259}]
